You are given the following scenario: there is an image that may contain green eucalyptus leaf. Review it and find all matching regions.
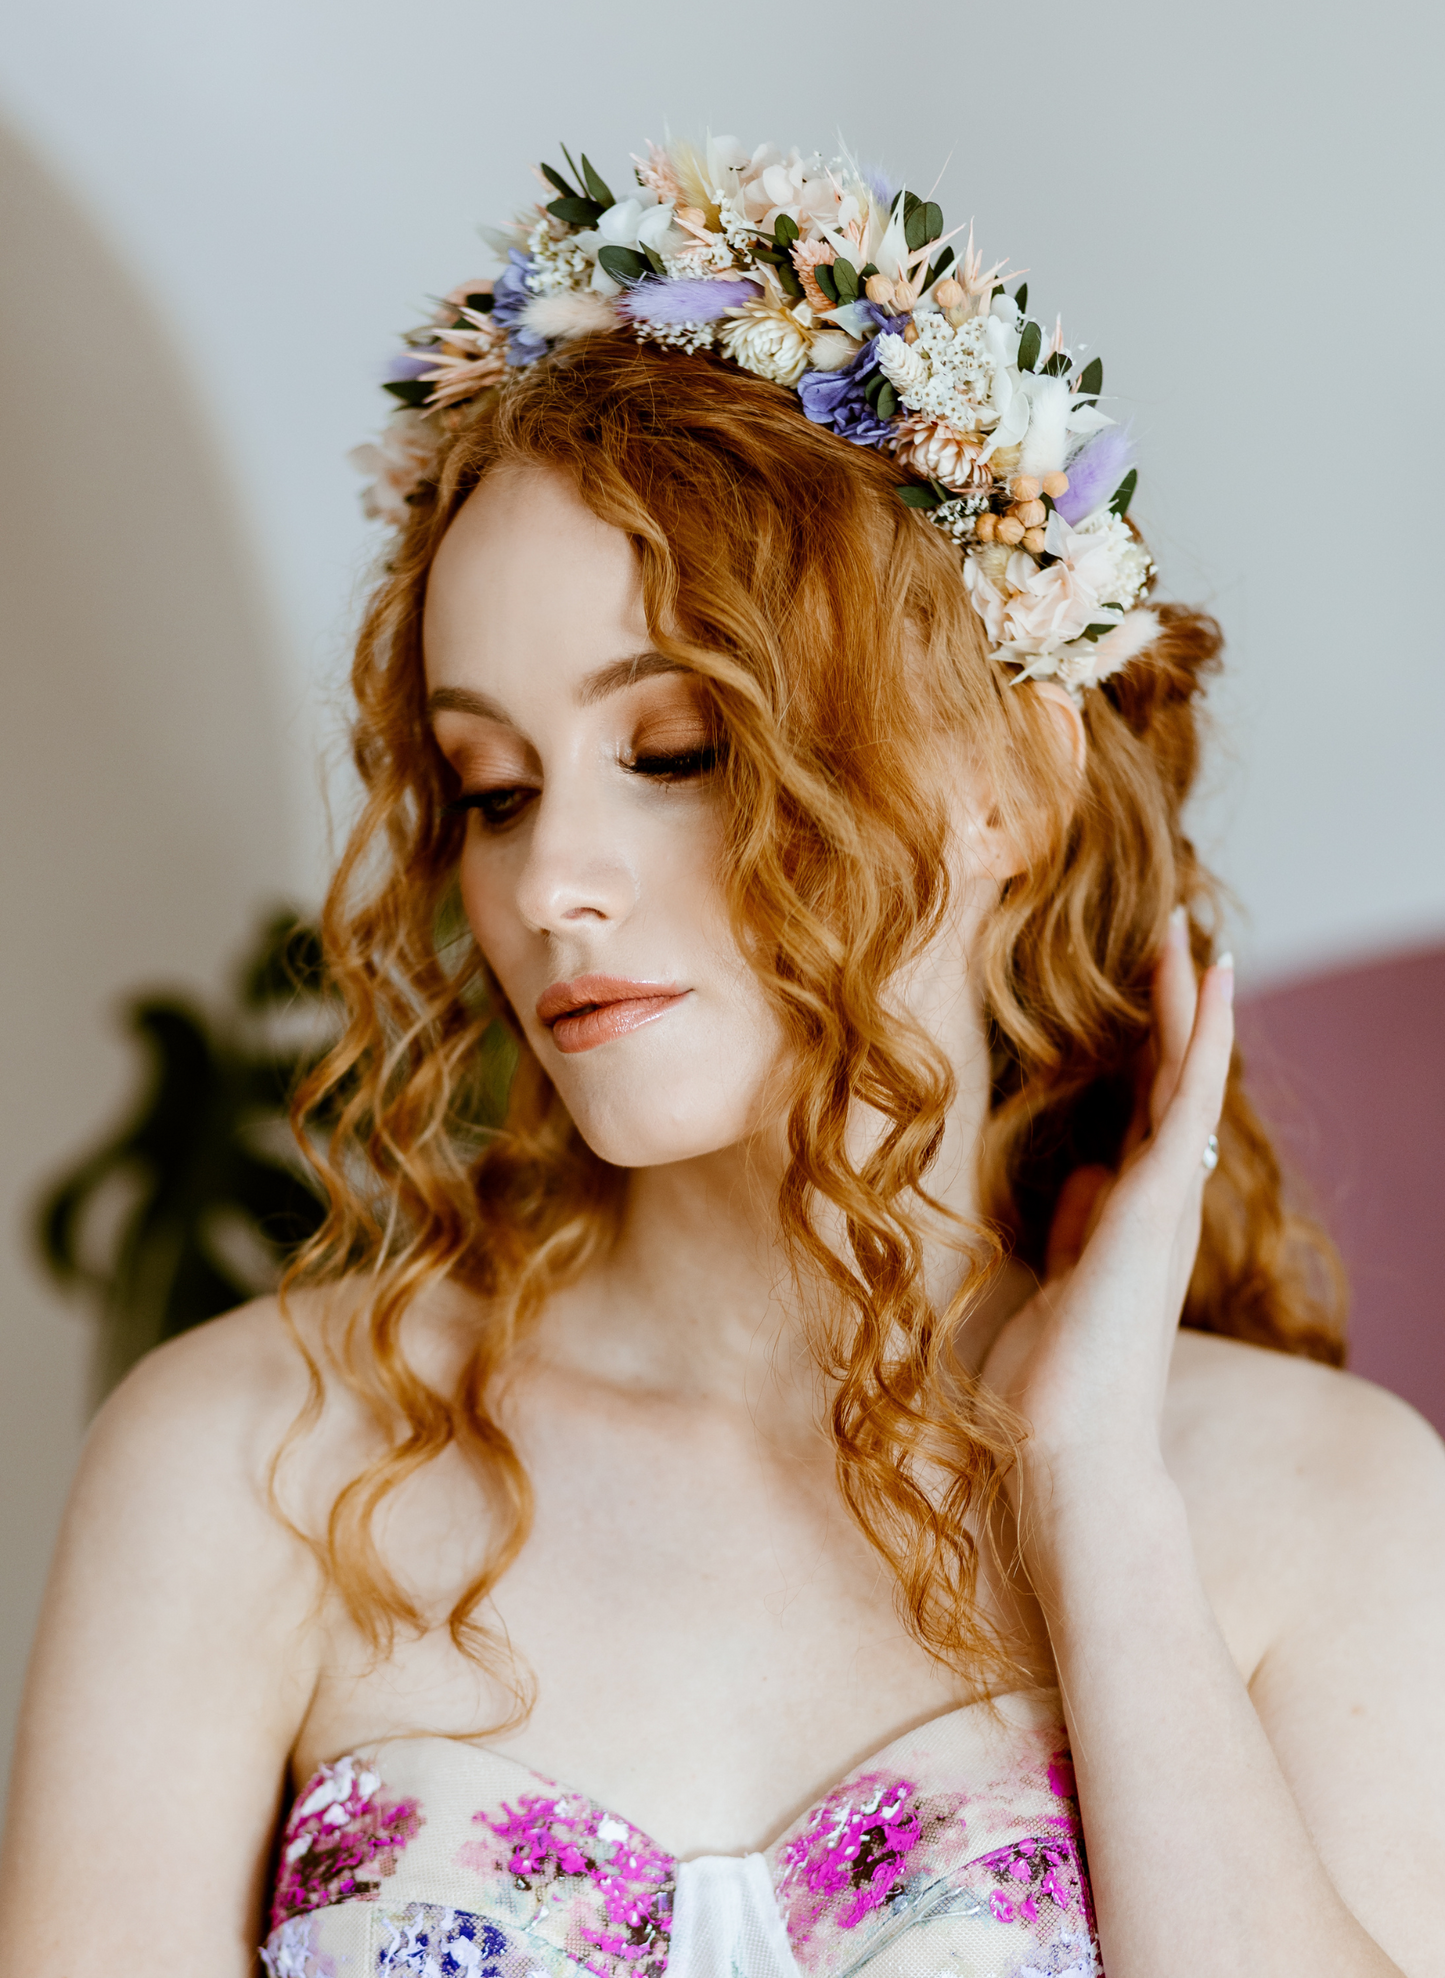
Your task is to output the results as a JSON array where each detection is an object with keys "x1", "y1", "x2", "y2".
[
  {"x1": 774, "y1": 212, "x2": 799, "y2": 245},
  {"x1": 579, "y1": 153, "x2": 615, "y2": 208},
  {"x1": 597, "y1": 244, "x2": 649, "y2": 286},
  {"x1": 777, "y1": 261, "x2": 804, "y2": 300},
  {"x1": 1042, "y1": 350, "x2": 1071, "y2": 377},
  {"x1": 1014, "y1": 281, "x2": 1028, "y2": 313},
  {"x1": 462, "y1": 292, "x2": 494, "y2": 314},
  {"x1": 1078, "y1": 356, "x2": 1103, "y2": 398},
  {"x1": 547, "y1": 196, "x2": 602, "y2": 227},
  {"x1": 384, "y1": 378, "x2": 432, "y2": 407},
  {"x1": 863, "y1": 371, "x2": 888, "y2": 407},
  {"x1": 1017, "y1": 321, "x2": 1042, "y2": 372},
  {"x1": 897, "y1": 484, "x2": 943, "y2": 509},
  {"x1": 1109, "y1": 468, "x2": 1138, "y2": 518},
  {"x1": 877, "y1": 380, "x2": 899, "y2": 419},
  {"x1": 815, "y1": 262, "x2": 841, "y2": 306},
  {"x1": 642, "y1": 243, "x2": 666, "y2": 277},
  {"x1": 921, "y1": 201, "x2": 943, "y2": 244},
  {"x1": 905, "y1": 204, "x2": 927, "y2": 252},
  {"x1": 832, "y1": 258, "x2": 859, "y2": 303},
  {"x1": 859, "y1": 261, "x2": 879, "y2": 280},
  {"x1": 541, "y1": 162, "x2": 577, "y2": 199},
  {"x1": 560, "y1": 143, "x2": 586, "y2": 190},
  {"x1": 1077, "y1": 622, "x2": 1120, "y2": 643}
]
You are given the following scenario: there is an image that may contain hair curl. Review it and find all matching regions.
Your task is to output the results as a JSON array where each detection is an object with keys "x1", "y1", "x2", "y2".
[{"x1": 286, "y1": 336, "x2": 1344, "y2": 1718}]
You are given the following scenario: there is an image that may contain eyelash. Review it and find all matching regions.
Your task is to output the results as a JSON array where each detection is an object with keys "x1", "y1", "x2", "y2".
[{"x1": 445, "y1": 743, "x2": 720, "y2": 831}]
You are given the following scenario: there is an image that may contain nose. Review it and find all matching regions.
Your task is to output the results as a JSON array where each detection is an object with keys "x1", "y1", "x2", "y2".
[{"x1": 512, "y1": 778, "x2": 639, "y2": 935}]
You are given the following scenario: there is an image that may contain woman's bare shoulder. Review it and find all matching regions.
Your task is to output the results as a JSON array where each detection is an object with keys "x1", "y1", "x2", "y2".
[
  {"x1": 1166, "y1": 1327, "x2": 1445, "y2": 1619},
  {"x1": 1168, "y1": 1325, "x2": 1443, "y2": 1488}
]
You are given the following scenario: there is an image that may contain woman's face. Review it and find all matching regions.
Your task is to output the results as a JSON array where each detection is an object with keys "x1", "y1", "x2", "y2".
[{"x1": 424, "y1": 464, "x2": 786, "y2": 1169}]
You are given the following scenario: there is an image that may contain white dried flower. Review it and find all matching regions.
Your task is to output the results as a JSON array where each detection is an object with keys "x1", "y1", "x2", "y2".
[
  {"x1": 635, "y1": 319, "x2": 718, "y2": 354},
  {"x1": 718, "y1": 292, "x2": 815, "y2": 387},
  {"x1": 525, "y1": 216, "x2": 591, "y2": 296}
]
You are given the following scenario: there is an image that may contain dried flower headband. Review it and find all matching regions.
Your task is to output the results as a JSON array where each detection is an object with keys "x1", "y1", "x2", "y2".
[{"x1": 353, "y1": 136, "x2": 1157, "y2": 699}]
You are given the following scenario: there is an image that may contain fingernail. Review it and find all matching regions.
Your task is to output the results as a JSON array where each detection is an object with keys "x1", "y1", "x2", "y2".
[{"x1": 1216, "y1": 952, "x2": 1235, "y2": 1004}]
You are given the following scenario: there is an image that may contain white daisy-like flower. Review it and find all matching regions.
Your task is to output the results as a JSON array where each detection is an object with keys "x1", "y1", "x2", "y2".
[{"x1": 718, "y1": 290, "x2": 816, "y2": 386}]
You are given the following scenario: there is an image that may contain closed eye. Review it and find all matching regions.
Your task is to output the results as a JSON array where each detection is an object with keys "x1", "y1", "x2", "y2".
[
  {"x1": 628, "y1": 743, "x2": 721, "y2": 781},
  {"x1": 444, "y1": 785, "x2": 537, "y2": 829}
]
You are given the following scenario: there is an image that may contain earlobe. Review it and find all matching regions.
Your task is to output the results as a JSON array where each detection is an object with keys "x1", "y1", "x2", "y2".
[{"x1": 1031, "y1": 680, "x2": 1088, "y2": 779}]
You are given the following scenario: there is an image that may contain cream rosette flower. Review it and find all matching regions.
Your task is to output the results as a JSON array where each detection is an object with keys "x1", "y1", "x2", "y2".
[
  {"x1": 719, "y1": 285, "x2": 817, "y2": 387},
  {"x1": 349, "y1": 410, "x2": 437, "y2": 526},
  {"x1": 718, "y1": 142, "x2": 846, "y2": 240},
  {"x1": 964, "y1": 508, "x2": 1153, "y2": 686}
]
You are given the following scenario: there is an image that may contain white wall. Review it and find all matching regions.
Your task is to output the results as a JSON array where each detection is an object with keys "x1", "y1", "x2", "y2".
[{"x1": 1, "y1": 0, "x2": 1441, "y2": 1788}]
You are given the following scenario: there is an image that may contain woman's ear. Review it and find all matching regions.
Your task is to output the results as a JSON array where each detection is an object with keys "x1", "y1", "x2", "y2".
[
  {"x1": 957, "y1": 680, "x2": 1087, "y2": 888},
  {"x1": 1031, "y1": 679, "x2": 1087, "y2": 778}
]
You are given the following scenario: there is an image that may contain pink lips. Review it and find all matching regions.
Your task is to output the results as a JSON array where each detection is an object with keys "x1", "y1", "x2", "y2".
[{"x1": 536, "y1": 974, "x2": 689, "y2": 1055}]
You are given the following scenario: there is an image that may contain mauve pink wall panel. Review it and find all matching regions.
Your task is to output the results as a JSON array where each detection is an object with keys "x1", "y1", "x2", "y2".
[{"x1": 1235, "y1": 946, "x2": 1445, "y2": 1436}]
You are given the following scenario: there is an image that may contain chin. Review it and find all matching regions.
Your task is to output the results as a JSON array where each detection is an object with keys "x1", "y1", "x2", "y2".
[{"x1": 538, "y1": 1019, "x2": 779, "y2": 1171}]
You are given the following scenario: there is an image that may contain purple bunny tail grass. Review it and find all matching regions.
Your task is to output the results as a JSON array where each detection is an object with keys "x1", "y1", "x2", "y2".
[
  {"x1": 622, "y1": 277, "x2": 760, "y2": 325},
  {"x1": 1055, "y1": 426, "x2": 1135, "y2": 524},
  {"x1": 862, "y1": 164, "x2": 896, "y2": 208}
]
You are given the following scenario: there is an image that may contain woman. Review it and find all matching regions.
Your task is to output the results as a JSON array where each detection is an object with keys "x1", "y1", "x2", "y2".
[{"x1": 2, "y1": 136, "x2": 1441, "y2": 1978}]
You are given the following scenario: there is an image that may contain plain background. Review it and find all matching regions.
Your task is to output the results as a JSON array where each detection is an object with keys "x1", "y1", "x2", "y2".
[{"x1": 1, "y1": 0, "x2": 1441, "y2": 1796}]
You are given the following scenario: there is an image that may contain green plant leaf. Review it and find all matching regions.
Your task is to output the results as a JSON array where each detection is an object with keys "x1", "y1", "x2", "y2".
[
  {"x1": 642, "y1": 243, "x2": 666, "y2": 276},
  {"x1": 832, "y1": 258, "x2": 859, "y2": 304},
  {"x1": 597, "y1": 244, "x2": 649, "y2": 285},
  {"x1": 897, "y1": 484, "x2": 943, "y2": 509},
  {"x1": 541, "y1": 162, "x2": 577, "y2": 199},
  {"x1": 547, "y1": 195, "x2": 602, "y2": 227},
  {"x1": 815, "y1": 262, "x2": 841, "y2": 306},
  {"x1": 579, "y1": 153, "x2": 615, "y2": 209},
  {"x1": 461, "y1": 292, "x2": 494, "y2": 314},
  {"x1": 1078, "y1": 356, "x2": 1103, "y2": 398},
  {"x1": 384, "y1": 378, "x2": 432, "y2": 407},
  {"x1": 921, "y1": 201, "x2": 943, "y2": 244},
  {"x1": 1109, "y1": 468, "x2": 1138, "y2": 518},
  {"x1": 1014, "y1": 281, "x2": 1028, "y2": 313},
  {"x1": 560, "y1": 143, "x2": 586, "y2": 190},
  {"x1": 863, "y1": 371, "x2": 888, "y2": 407},
  {"x1": 877, "y1": 380, "x2": 899, "y2": 419},
  {"x1": 777, "y1": 260, "x2": 804, "y2": 300},
  {"x1": 1042, "y1": 350, "x2": 1071, "y2": 377},
  {"x1": 1077, "y1": 622, "x2": 1120, "y2": 642},
  {"x1": 1017, "y1": 321, "x2": 1042, "y2": 372},
  {"x1": 859, "y1": 261, "x2": 879, "y2": 280},
  {"x1": 905, "y1": 203, "x2": 928, "y2": 253},
  {"x1": 774, "y1": 212, "x2": 799, "y2": 245}
]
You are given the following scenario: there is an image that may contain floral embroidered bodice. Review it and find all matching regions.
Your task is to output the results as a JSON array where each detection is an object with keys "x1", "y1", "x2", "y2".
[{"x1": 263, "y1": 1692, "x2": 1100, "y2": 1978}]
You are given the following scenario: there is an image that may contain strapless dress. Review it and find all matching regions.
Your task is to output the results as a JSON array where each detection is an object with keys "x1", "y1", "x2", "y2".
[{"x1": 262, "y1": 1691, "x2": 1100, "y2": 1978}]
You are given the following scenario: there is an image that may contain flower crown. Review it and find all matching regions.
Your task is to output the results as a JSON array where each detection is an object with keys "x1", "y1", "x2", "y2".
[{"x1": 353, "y1": 136, "x2": 1158, "y2": 698}]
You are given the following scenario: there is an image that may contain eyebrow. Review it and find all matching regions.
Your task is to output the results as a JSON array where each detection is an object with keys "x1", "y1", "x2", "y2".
[{"x1": 427, "y1": 651, "x2": 687, "y2": 726}]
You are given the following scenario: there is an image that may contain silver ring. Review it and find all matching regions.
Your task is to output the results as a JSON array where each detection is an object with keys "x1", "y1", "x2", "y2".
[{"x1": 1201, "y1": 1132, "x2": 1220, "y2": 1173}]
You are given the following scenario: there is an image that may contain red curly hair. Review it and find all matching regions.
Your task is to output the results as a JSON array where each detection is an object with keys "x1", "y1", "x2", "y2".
[{"x1": 284, "y1": 335, "x2": 1344, "y2": 1718}]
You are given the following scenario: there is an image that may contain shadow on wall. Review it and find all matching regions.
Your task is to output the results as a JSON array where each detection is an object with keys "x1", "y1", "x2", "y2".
[{"x1": 0, "y1": 119, "x2": 294, "y2": 1793}]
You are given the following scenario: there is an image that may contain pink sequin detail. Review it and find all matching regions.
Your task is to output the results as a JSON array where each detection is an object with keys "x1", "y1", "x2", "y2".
[
  {"x1": 459, "y1": 1791, "x2": 675, "y2": 1978},
  {"x1": 272, "y1": 1758, "x2": 424, "y2": 1928}
]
